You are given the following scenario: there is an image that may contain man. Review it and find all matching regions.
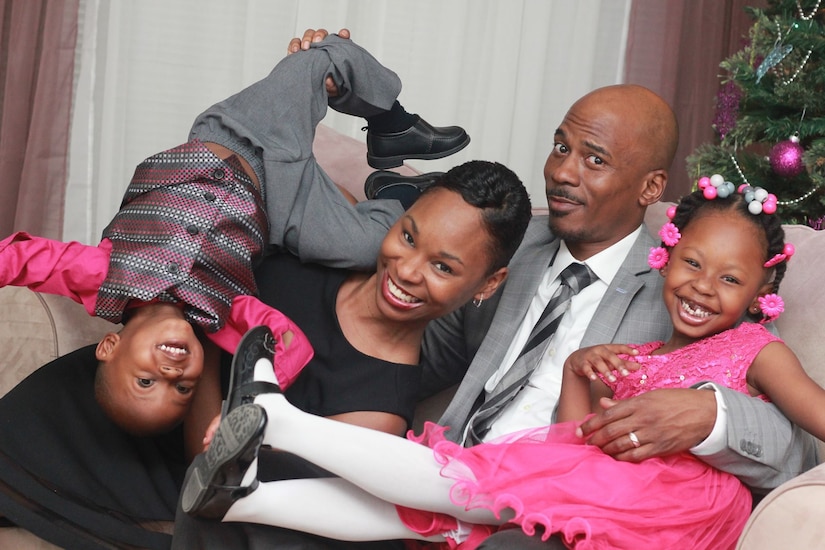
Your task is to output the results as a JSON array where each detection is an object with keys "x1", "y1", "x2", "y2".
[{"x1": 419, "y1": 80, "x2": 817, "y2": 549}]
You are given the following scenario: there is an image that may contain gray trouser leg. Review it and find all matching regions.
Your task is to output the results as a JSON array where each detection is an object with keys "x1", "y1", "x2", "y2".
[{"x1": 190, "y1": 35, "x2": 404, "y2": 269}]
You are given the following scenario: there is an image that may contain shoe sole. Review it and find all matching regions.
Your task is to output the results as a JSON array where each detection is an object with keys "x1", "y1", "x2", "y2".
[
  {"x1": 363, "y1": 171, "x2": 444, "y2": 200},
  {"x1": 181, "y1": 404, "x2": 267, "y2": 518},
  {"x1": 367, "y1": 135, "x2": 471, "y2": 169},
  {"x1": 222, "y1": 326, "x2": 274, "y2": 417}
]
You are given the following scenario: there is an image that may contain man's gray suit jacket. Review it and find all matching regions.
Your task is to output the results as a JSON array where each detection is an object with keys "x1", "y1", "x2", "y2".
[{"x1": 421, "y1": 215, "x2": 817, "y2": 492}]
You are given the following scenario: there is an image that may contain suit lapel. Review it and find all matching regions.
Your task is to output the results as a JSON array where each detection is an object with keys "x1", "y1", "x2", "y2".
[
  {"x1": 473, "y1": 226, "x2": 559, "y2": 396},
  {"x1": 581, "y1": 226, "x2": 657, "y2": 346},
  {"x1": 441, "y1": 221, "x2": 559, "y2": 426}
]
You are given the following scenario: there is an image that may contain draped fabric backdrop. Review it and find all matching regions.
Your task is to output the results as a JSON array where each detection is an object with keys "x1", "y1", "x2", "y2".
[
  {"x1": 0, "y1": 0, "x2": 78, "y2": 238},
  {"x1": 64, "y1": 0, "x2": 632, "y2": 243},
  {"x1": 625, "y1": 0, "x2": 767, "y2": 202},
  {"x1": 1, "y1": 0, "x2": 763, "y2": 243}
]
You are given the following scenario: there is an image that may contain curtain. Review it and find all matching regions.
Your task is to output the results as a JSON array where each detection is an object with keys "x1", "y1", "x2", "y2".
[
  {"x1": 64, "y1": 0, "x2": 631, "y2": 243},
  {"x1": 625, "y1": 0, "x2": 766, "y2": 201},
  {"x1": 0, "y1": 0, "x2": 79, "y2": 238}
]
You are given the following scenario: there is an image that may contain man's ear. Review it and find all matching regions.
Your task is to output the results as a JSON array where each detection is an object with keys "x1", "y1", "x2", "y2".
[
  {"x1": 640, "y1": 170, "x2": 667, "y2": 207},
  {"x1": 96, "y1": 333, "x2": 120, "y2": 361},
  {"x1": 476, "y1": 267, "x2": 508, "y2": 301}
]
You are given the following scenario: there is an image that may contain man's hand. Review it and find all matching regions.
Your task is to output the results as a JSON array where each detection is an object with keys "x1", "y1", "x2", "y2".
[
  {"x1": 286, "y1": 28, "x2": 351, "y2": 97},
  {"x1": 287, "y1": 28, "x2": 351, "y2": 54},
  {"x1": 577, "y1": 388, "x2": 717, "y2": 462}
]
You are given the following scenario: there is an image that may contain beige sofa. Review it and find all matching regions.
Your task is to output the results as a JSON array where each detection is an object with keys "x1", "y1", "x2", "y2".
[{"x1": 1, "y1": 126, "x2": 824, "y2": 548}]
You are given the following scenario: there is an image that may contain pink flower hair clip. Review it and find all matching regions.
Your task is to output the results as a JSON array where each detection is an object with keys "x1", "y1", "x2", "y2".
[
  {"x1": 648, "y1": 210, "x2": 681, "y2": 270},
  {"x1": 658, "y1": 222, "x2": 681, "y2": 247},
  {"x1": 757, "y1": 294, "x2": 785, "y2": 324},
  {"x1": 764, "y1": 243, "x2": 796, "y2": 268},
  {"x1": 648, "y1": 247, "x2": 669, "y2": 270}
]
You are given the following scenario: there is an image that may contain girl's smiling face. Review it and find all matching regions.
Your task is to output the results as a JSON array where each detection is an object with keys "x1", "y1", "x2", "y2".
[{"x1": 661, "y1": 211, "x2": 773, "y2": 348}]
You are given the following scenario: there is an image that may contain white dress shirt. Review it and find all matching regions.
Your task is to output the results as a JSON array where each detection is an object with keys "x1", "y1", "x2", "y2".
[{"x1": 480, "y1": 228, "x2": 640, "y2": 441}]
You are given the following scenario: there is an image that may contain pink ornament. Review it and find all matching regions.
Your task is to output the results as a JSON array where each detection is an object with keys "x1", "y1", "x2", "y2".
[
  {"x1": 703, "y1": 186, "x2": 718, "y2": 199},
  {"x1": 666, "y1": 205, "x2": 677, "y2": 220},
  {"x1": 698, "y1": 176, "x2": 711, "y2": 189},
  {"x1": 769, "y1": 136, "x2": 805, "y2": 178},
  {"x1": 763, "y1": 201, "x2": 777, "y2": 214}
]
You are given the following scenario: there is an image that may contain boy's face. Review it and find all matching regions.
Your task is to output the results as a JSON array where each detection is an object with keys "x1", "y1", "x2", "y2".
[{"x1": 96, "y1": 305, "x2": 204, "y2": 434}]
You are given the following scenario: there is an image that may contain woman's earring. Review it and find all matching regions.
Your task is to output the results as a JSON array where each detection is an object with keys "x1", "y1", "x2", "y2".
[{"x1": 472, "y1": 295, "x2": 484, "y2": 308}]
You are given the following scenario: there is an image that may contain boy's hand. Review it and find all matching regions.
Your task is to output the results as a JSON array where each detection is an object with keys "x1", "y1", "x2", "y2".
[
  {"x1": 287, "y1": 28, "x2": 351, "y2": 54},
  {"x1": 565, "y1": 344, "x2": 640, "y2": 383},
  {"x1": 287, "y1": 28, "x2": 351, "y2": 97}
]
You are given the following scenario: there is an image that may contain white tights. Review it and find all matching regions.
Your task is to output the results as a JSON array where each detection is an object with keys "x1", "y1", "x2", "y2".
[{"x1": 222, "y1": 361, "x2": 504, "y2": 541}]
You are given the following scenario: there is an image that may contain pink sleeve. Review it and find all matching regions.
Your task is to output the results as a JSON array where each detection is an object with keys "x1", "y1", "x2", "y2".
[
  {"x1": 0, "y1": 232, "x2": 110, "y2": 315},
  {"x1": 208, "y1": 295, "x2": 315, "y2": 390}
]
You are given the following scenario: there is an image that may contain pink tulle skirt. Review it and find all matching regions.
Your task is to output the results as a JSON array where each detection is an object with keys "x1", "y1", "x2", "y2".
[{"x1": 397, "y1": 421, "x2": 752, "y2": 549}]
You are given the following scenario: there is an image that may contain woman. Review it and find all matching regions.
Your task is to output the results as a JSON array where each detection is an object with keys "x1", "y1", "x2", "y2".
[
  {"x1": 0, "y1": 160, "x2": 531, "y2": 550},
  {"x1": 251, "y1": 160, "x2": 529, "y2": 437}
]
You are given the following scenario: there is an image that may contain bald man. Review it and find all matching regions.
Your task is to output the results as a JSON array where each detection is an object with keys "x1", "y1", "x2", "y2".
[{"x1": 420, "y1": 84, "x2": 817, "y2": 548}]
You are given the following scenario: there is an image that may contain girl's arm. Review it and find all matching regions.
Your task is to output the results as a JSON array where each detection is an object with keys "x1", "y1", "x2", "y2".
[
  {"x1": 747, "y1": 341, "x2": 825, "y2": 441},
  {"x1": 557, "y1": 366, "x2": 596, "y2": 422},
  {"x1": 557, "y1": 344, "x2": 638, "y2": 422}
]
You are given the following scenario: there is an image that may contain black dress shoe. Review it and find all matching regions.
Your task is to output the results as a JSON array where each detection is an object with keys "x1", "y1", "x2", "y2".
[
  {"x1": 366, "y1": 117, "x2": 470, "y2": 169},
  {"x1": 181, "y1": 403, "x2": 267, "y2": 519},
  {"x1": 364, "y1": 170, "x2": 444, "y2": 210},
  {"x1": 223, "y1": 326, "x2": 281, "y2": 417}
]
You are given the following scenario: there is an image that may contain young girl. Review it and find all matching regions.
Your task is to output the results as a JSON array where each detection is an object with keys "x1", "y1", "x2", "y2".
[{"x1": 182, "y1": 178, "x2": 822, "y2": 549}]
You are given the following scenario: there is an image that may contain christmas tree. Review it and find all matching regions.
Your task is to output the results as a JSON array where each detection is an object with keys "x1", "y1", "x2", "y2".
[{"x1": 687, "y1": 0, "x2": 825, "y2": 228}]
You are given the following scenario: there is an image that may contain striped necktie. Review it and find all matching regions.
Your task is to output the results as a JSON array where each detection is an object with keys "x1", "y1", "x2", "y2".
[{"x1": 466, "y1": 262, "x2": 597, "y2": 445}]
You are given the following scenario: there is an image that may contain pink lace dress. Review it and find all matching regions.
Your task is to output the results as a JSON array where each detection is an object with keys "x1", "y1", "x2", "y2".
[{"x1": 398, "y1": 323, "x2": 780, "y2": 549}]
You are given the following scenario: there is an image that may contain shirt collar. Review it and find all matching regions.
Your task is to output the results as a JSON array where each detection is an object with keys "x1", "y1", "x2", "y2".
[{"x1": 550, "y1": 225, "x2": 643, "y2": 286}]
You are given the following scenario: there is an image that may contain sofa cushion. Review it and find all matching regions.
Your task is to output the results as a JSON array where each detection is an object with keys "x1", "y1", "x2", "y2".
[{"x1": 0, "y1": 286, "x2": 115, "y2": 397}]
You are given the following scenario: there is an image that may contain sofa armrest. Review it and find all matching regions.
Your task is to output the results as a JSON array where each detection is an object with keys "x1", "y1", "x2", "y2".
[
  {"x1": 0, "y1": 286, "x2": 115, "y2": 397},
  {"x1": 737, "y1": 462, "x2": 825, "y2": 548}
]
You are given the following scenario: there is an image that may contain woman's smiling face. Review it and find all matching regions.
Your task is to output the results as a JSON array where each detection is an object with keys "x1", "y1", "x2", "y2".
[{"x1": 375, "y1": 187, "x2": 506, "y2": 324}]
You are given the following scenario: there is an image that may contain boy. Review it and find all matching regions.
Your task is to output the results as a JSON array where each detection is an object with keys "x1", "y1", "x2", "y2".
[{"x1": 0, "y1": 35, "x2": 466, "y2": 436}]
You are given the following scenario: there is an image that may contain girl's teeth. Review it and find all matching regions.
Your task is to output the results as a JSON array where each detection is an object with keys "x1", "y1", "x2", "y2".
[{"x1": 681, "y1": 299, "x2": 710, "y2": 318}]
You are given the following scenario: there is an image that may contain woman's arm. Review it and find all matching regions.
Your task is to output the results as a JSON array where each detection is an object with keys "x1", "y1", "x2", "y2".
[{"x1": 209, "y1": 295, "x2": 314, "y2": 390}]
